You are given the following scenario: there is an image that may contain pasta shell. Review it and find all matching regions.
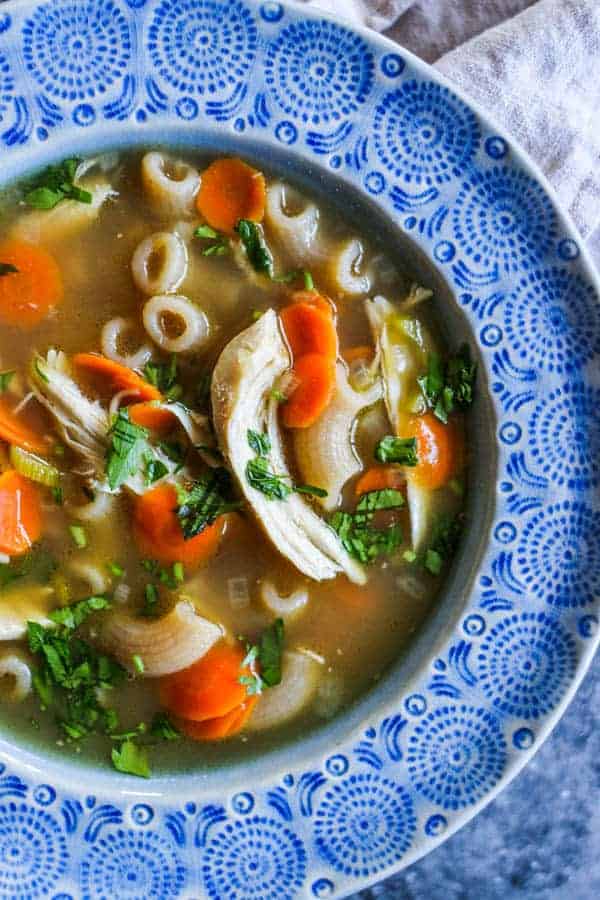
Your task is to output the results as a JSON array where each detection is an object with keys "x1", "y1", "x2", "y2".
[{"x1": 245, "y1": 649, "x2": 321, "y2": 732}]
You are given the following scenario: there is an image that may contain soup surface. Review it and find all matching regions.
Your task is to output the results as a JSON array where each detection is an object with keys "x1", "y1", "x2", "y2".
[{"x1": 0, "y1": 151, "x2": 472, "y2": 775}]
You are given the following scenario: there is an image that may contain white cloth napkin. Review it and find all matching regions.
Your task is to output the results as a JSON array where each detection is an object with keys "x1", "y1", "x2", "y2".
[{"x1": 298, "y1": 0, "x2": 600, "y2": 252}]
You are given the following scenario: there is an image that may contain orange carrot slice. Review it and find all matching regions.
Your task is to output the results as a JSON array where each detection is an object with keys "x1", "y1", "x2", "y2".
[
  {"x1": 196, "y1": 158, "x2": 266, "y2": 234},
  {"x1": 128, "y1": 402, "x2": 177, "y2": 435},
  {"x1": 280, "y1": 302, "x2": 338, "y2": 360},
  {"x1": 175, "y1": 696, "x2": 258, "y2": 741},
  {"x1": 290, "y1": 290, "x2": 333, "y2": 316},
  {"x1": 0, "y1": 470, "x2": 42, "y2": 556},
  {"x1": 132, "y1": 483, "x2": 225, "y2": 570},
  {"x1": 355, "y1": 465, "x2": 406, "y2": 497},
  {"x1": 406, "y1": 413, "x2": 462, "y2": 490},
  {"x1": 159, "y1": 641, "x2": 250, "y2": 723},
  {"x1": 0, "y1": 397, "x2": 48, "y2": 455},
  {"x1": 0, "y1": 239, "x2": 63, "y2": 328},
  {"x1": 73, "y1": 353, "x2": 161, "y2": 402},
  {"x1": 280, "y1": 353, "x2": 336, "y2": 429}
]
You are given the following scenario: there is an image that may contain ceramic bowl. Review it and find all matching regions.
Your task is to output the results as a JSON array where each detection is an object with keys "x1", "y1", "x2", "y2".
[{"x1": 0, "y1": 1, "x2": 599, "y2": 898}]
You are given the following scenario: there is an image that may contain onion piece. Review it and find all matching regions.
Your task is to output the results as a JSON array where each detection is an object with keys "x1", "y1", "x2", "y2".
[{"x1": 100, "y1": 601, "x2": 223, "y2": 676}]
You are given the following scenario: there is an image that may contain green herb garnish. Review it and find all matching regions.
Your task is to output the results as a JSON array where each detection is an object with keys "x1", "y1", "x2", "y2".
[
  {"x1": 294, "y1": 483, "x2": 328, "y2": 498},
  {"x1": 418, "y1": 346, "x2": 476, "y2": 424},
  {"x1": 52, "y1": 486, "x2": 64, "y2": 506},
  {"x1": 106, "y1": 409, "x2": 151, "y2": 491},
  {"x1": 107, "y1": 562, "x2": 124, "y2": 578},
  {"x1": 246, "y1": 456, "x2": 292, "y2": 500},
  {"x1": 145, "y1": 457, "x2": 169, "y2": 485},
  {"x1": 0, "y1": 263, "x2": 18, "y2": 277},
  {"x1": 375, "y1": 436, "x2": 418, "y2": 466},
  {"x1": 330, "y1": 489, "x2": 405, "y2": 564},
  {"x1": 240, "y1": 618, "x2": 285, "y2": 695},
  {"x1": 235, "y1": 219, "x2": 273, "y2": 276},
  {"x1": 247, "y1": 429, "x2": 271, "y2": 456},
  {"x1": 0, "y1": 549, "x2": 56, "y2": 590},
  {"x1": 194, "y1": 224, "x2": 229, "y2": 256},
  {"x1": 142, "y1": 583, "x2": 159, "y2": 617},
  {"x1": 150, "y1": 712, "x2": 181, "y2": 741},
  {"x1": 158, "y1": 439, "x2": 186, "y2": 469},
  {"x1": 132, "y1": 654, "x2": 145, "y2": 675},
  {"x1": 24, "y1": 158, "x2": 92, "y2": 210},
  {"x1": 69, "y1": 524, "x2": 87, "y2": 549},
  {"x1": 143, "y1": 355, "x2": 182, "y2": 401},
  {"x1": 111, "y1": 740, "x2": 150, "y2": 778},
  {"x1": 0, "y1": 370, "x2": 15, "y2": 392},
  {"x1": 175, "y1": 469, "x2": 241, "y2": 539},
  {"x1": 422, "y1": 513, "x2": 464, "y2": 575}
]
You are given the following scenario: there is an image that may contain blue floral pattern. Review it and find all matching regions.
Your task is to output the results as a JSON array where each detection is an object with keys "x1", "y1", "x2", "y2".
[
  {"x1": 0, "y1": 0, "x2": 598, "y2": 895},
  {"x1": 373, "y1": 80, "x2": 480, "y2": 185},
  {"x1": 264, "y1": 19, "x2": 373, "y2": 125}
]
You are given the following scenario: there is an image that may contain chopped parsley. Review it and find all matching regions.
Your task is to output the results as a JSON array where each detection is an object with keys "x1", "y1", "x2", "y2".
[
  {"x1": 0, "y1": 370, "x2": 15, "y2": 392},
  {"x1": 143, "y1": 355, "x2": 182, "y2": 401},
  {"x1": 235, "y1": 219, "x2": 273, "y2": 276},
  {"x1": 375, "y1": 436, "x2": 418, "y2": 466},
  {"x1": 194, "y1": 224, "x2": 229, "y2": 256},
  {"x1": 247, "y1": 429, "x2": 271, "y2": 456},
  {"x1": 111, "y1": 740, "x2": 150, "y2": 778},
  {"x1": 132, "y1": 654, "x2": 145, "y2": 675},
  {"x1": 145, "y1": 457, "x2": 169, "y2": 485},
  {"x1": 159, "y1": 439, "x2": 186, "y2": 469},
  {"x1": 240, "y1": 618, "x2": 285, "y2": 695},
  {"x1": 24, "y1": 157, "x2": 92, "y2": 210},
  {"x1": 176, "y1": 468, "x2": 242, "y2": 539},
  {"x1": 425, "y1": 513, "x2": 464, "y2": 574},
  {"x1": 150, "y1": 712, "x2": 181, "y2": 741},
  {"x1": 330, "y1": 489, "x2": 405, "y2": 564},
  {"x1": 245, "y1": 431, "x2": 327, "y2": 501},
  {"x1": 294, "y1": 483, "x2": 328, "y2": 498},
  {"x1": 0, "y1": 263, "x2": 18, "y2": 277},
  {"x1": 418, "y1": 346, "x2": 476, "y2": 424},
  {"x1": 142, "y1": 583, "x2": 159, "y2": 617},
  {"x1": 49, "y1": 595, "x2": 109, "y2": 630},
  {"x1": 106, "y1": 409, "x2": 151, "y2": 491},
  {"x1": 69, "y1": 524, "x2": 87, "y2": 549},
  {"x1": 107, "y1": 561, "x2": 124, "y2": 578},
  {"x1": 52, "y1": 486, "x2": 64, "y2": 506}
]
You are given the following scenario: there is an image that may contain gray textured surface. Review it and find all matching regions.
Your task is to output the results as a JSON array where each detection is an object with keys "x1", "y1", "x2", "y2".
[{"x1": 352, "y1": 649, "x2": 600, "y2": 899}]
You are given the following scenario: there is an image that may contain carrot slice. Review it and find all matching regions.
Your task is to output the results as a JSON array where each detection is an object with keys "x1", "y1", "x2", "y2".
[
  {"x1": 0, "y1": 397, "x2": 48, "y2": 455},
  {"x1": 355, "y1": 465, "x2": 406, "y2": 497},
  {"x1": 73, "y1": 353, "x2": 161, "y2": 402},
  {"x1": 129, "y1": 402, "x2": 177, "y2": 435},
  {"x1": 0, "y1": 470, "x2": 42, "y2": 556},
  {"x1": 406, "y1": 413, "x2": 463, "y2": 490},
  {"x1": 176, "y1": 696, "x2": 258, "y2": 741},
  {"x1": 342, "y1": 345, "x2": 375, "y2": 365},
  {"x1": 280, "y1": 353, "x2": 336, "y2": 429},
  {"x1": 132, "y1": 483, "x2": 225, "y2": 570},
  {"x1": 196, "y1": 158, "x2": 266, "y2": 234},
  {"x1": 280, "y1": 302, "x2": 338, "y2": 360},
  {"x1": 0, "y1": 239, "x2": 63, "y2": 328},
  {"x1": 159, "y1": 641, "x2": 250, "y2": 723},
  {"x1": 290, "y1": 290, "x2": 333, "y2": 316}
]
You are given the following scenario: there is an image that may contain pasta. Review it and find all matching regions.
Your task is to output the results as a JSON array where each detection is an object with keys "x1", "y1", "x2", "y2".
[
  {"x1": 142, "y1": 294, "x2": 210, "y2": 353},
  {"x1": 327, "y1": 237, "x2": 372, "y2": 296},
  {"x1": 141, "y1": 151, "x2": 200, "y2": 219},
  {"x1": 131, "y1": 231, "x2": 188, "y2": 296},
  {"x1": 0, "y1": 652, "x2": 32, "y2": 703},
  {"x1": 101, "y1": 317, "x2": 153, "y2": 370},
  {"x1": 265, "y1": 182, "x2": 321, "y2": 264}
]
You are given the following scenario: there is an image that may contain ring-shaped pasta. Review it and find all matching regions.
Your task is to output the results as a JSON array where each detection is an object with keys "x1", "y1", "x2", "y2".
[
  {"x1": 141, "y1": 152, "x2": 200, "y2": 220},
  {"x1": 143, "y1": 294, "x2": 209, "y2": 353},
  {"x1": 0, "y1": 653, "x2": 32, "y2": 703},
  {"x1": 131, "y1": 231, "x2": 188, "y2": 296},
  {"x1": 265, "y1": 182, "x2": 321, "y2": 264},
  {"x1": 327, "y1": 237, "x2": 372, "y2": 297},
  {"x1": 101, "y1": 317, "x2": 153, "y2": 370}
]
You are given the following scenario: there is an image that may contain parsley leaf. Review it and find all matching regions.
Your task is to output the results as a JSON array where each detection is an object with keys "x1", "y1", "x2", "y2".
[
  {"x1": 49, "y1": 595, "x2": 110, "y2": 630},
  {"x1": 143, "y1": 356, "x2": 181, "y2": 400},
  {"x1": 111, "y1": 740, "x2": 150, "y2": 778},
  {"x1": 150, "y1": 712, "x2": 181, "y2": 741},
  {"x1": 0, "y1": 370, "x2": 15, "y2": 392},
  {"x1": 0, "y1": 263, "x2": 18, "y2": 277},
  {"x1": 235, "y1": 219, "x2": 273, "y2": 276},
  {"x1": 194, "y1": 224, "x2": 229, "y2": 256},
  {"x1": 145, "y1": 457, "x2": 169, "y2": 485},
  {"x1": 418, "y1": 346, "x2": 476, "y2": 424},
  {"x1": 176, "y1": 468, "x2": 242, "y2": 539},
  {"x1": 240, "y1": 619, "x2": 285, "y2": 695},
  {"x1": 246, "y1": 456, "x2": 292, "y2": 500},
  {"x1": 294, "y1": 483, "x2": 328, "y2": 498},
  {"x1": 423, "y1": 513, "x2": 464, "y2": 575},
  {"x1": 375, "y1": 436, "x2": 418, "y2": 466},
  {"x1": 330, "y1": 489, "x2": 405, "y2": 564},
  {"x1": 106, "y1": 409, "x2": 151, "y2": 490},
  {"x1": 247, "y1": 429, "x2": 271, "y2": 456},
  {"x1": 24, "y1": 158, "x2": 92, "y2": 210}
]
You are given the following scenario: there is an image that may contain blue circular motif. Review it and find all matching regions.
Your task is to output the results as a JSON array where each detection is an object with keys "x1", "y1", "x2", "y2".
[
  {"x1": 405, "y1": 694, "x2": 427, "y2": 716},
  {"x1": 512, "y1": 727, "x2": 535, "y2": 750},
  {"x1": 578, "y1": 615, "x2": 598, "y2": 638},
  {"x1": 499, "y1": 422, "x2": 522, "y2": 445},
  {"x1": 503, "y1": 267, "x2": 600, "y2": 374},
  {"x1": 311, "y1": 878, "x2": 334, "y2": 897},
  {"x1": 174, "y1": 97, "x2": 198, "y2": 120},
  {"x1": 494, "y1": 522, "x2": 517, "y2": 544},
  {"x1": 325, "y1": 754, "x2": 349, "y2": 776},
  {"x1": 72, "y1": 102, "x2": 95, "y2": 126},
  {"x1": 265, "y1": 20, "x2": 374, "y2": 125},
  {"x1": 0, "y1": 13, "x2": 11, "y2": 36},
  {"x1": 373, "y1": 80, "x2": 480, "y2": 185},
  {"x1": 80, "y1": 829, "x2": 185, "y2": 899},
  {"x1": 407, "y1": 705, "x2": 507, "y2": 810},
  {"x1": 557, "y1": 238, "x2": 579, "y2": 260},
  {"x1": 0, "y1": 50, "x2": 15, "y2": 121},
  {"x1": 381, "y1": 53, "x2": 404, "y2": 78},
  {"x1": 275, "y1": 120, "x2": 298, "y2": 145},
  {"x1": 22, "y1": 1, "x2": 131, "y2": 102},
  {"x1": 365, "y1": 171, "x2": 385, "y2": 195},
  {"x1": 480, "y1": 323, "x2": 502, "y2": 347},
  {"x1": 0, "y1": 801, "x2": 68, "y2": 899},
  {"x1": 33, "y1": 784, "x2": 56, "y2": 806},
  {"x1": 463, "y1": 614, "x2": 486, "y2": 636},
  {"x1": 516, "y1": 500, "x2": 600, "y2": 607},
  {"x1": 452, "y1": 167, "x2": 557, "y2": 274},
  {"x1": 130, "y1": 804, "x2": 154, "y2": 826},
  {"x1": 484, "y1": 136, "x2": 508, "y2": 159},
  {"x1": 260, "y1": 2, "x2": 284, "y2": 21},
  {"x1": 148, "y1": 0, "x2": 258, "y2": 97},
  {"x1": 314, "y1": 773, "x2": 416, "y2": 877},
  {"x1": 424, "y1": 814, "x2": 447, "y2": 837},
  {"x1": 202, "y1": 815, "x2": 306, "y2": 899},
  {"x1": 477, "y1": 612, "x2": 577, "y2": 719},
  {"x1": 232, "y1": 792, "x2": 254, "y2": 814},
  {"x1": 529, "y1": 382, "x2": 600, "y2": 491},
  {"x1": 434, "y1": 240, "x2": 455, "y2": 263}
]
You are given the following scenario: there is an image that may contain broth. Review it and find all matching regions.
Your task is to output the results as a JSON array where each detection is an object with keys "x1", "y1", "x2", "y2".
[{"x1": 0, "y1": 150, "x2": 470, "y2": 775}]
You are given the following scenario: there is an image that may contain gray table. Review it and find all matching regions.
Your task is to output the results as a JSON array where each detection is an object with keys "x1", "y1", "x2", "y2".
[{"x1": 355, "y1": 652, "x2": 600, "y2": 899}]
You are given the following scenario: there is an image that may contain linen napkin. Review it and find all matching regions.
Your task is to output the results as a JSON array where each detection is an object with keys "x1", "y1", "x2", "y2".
[{"x1": 299, "y1": 0, "x2": 600, "y2": 248}]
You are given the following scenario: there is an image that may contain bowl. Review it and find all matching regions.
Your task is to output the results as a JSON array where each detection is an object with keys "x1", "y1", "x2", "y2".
[{"x1": 0, "y1": 0, "x2": 599, "y2": 897}]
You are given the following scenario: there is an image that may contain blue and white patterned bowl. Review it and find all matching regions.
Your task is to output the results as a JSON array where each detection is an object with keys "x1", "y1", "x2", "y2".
[{"x1": 0, "y1": 1, "x2": 599, "y2": 897}]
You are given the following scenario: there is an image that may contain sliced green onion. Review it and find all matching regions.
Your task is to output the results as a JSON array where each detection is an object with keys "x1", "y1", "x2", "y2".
[
  {"x1": 69, "y1": 524, "x2": 87, "y2": 549},
  {"x1": 132, "y1": 654, "x2": 145, "y2": 675},
  {"x1": 173, "y1": 562, "x2": 184, "y2": 583},
  {"x1": 107, "y1": 562, "x2": 124, "y2": 578},
  {"x1": 403, "y1": 549, "x2": 417, "y2": 563},
  {"x1": 303, "y1": 271, "x2": 314, "y2": 291},
  {"x1": 9, "y1": 445, "x2": 61, "y2": 488}
]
